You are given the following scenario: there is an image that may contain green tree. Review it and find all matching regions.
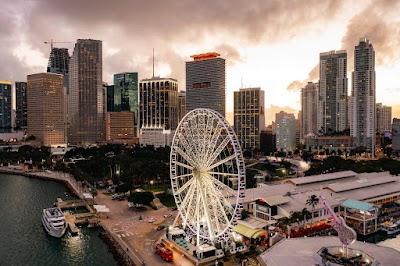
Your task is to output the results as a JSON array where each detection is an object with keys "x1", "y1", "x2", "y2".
[
  {"x1": 306, "y1": 194, "x2": 319, "y2": 219},
  {"x1": 128, "y1": 191, "x2": 154, "y2": 206}
]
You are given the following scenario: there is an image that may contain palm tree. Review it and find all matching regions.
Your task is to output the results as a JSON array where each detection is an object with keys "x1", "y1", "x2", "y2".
[{"x1": 306, "y1": 194, "x2": 319, "y2": 220}]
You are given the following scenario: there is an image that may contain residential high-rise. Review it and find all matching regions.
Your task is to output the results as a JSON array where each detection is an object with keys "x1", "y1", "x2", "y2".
[
  {"x1": 301, "y1": 82, "x2": 319, "y2": 140},
  {"x1": 318, "y1": 50, "x2": 348, "y2": 134},
  {"x1": 234, "y1": 87, "x2": 265, "y2": 150},
  {"x1": 393, "y1": 118, "x2": 400, "y2": 152},
  {"x1": 68, "y1": 39, "x2": 104, "y2": 144},
  {"x1": 0, "y1": 80, "x2": 12, "y2": 133},
  {"x1": 275, "y1": 111, "x2": 296, "y2": 151},
  {"x1": 177, "y1": 91, "x2": 187, "y2": 123},
  {"x1": 350, "y1": 38, "x2": 376, "y2": 154},
  {"x1": 15, "y1": 81, "x2": 27, "y2": 130},
  {"x1": 27, "y1": 73, "x2": 65, "y2": 146},
  {"x1": 139, "y1": 77, "x2": 178, "y2": 130},
  {"x1": 186, "y1": 52, "x2": 225, "y2": 116},
  {"x1": 376, "y1": 103, "x2": 392, "y2": 134}
]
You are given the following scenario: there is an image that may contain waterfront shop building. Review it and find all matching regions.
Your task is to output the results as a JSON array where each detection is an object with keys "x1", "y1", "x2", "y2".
[{"x1": 241, "y1": 171, "x2": 400, "y2": 236}]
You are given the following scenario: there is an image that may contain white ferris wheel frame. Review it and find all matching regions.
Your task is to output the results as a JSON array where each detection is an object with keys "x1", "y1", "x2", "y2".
[{"x1": 170, "y1": 108, "x2": 246, "y2": 243}]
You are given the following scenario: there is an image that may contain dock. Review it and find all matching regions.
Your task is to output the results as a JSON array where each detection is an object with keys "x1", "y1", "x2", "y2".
[{"x1": 65, "y1": 213, "x2": 80, "y2": 235}]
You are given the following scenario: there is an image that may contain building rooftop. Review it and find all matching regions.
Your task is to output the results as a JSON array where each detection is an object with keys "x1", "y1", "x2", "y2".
[
  {"x1": 342, "y1": 199, "x2": 375, "y2": 212},
  {"x1": 326, "y1": 174, "x2": 398, "y2": 193},
  {"x1": 258, "y1": 237, "x2": 400, "y2": 266},
  {"x1": 286, "y1": 171, "x2": 357, "y2": 186},
  {"x1": 190, "y1": 52, "x2": 220, "y2": 61}
]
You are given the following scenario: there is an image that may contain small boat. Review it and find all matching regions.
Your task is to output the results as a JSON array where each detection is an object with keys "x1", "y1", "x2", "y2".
[
  {"x1": 42, "y1": 207, "x2": 67, "y2": 238},
  {"x1": 381, "y1": 221, "x2": 400, "y2": 236}
]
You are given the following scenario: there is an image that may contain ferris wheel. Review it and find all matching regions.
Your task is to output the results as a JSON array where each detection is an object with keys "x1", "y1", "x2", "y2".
[{"x1": 170, "y1": 108, "x2": 246, "y2": 244}]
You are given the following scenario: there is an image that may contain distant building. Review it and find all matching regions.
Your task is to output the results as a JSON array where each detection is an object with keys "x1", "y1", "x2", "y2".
[
  {"x1": 234, "y1": 87, "x2": 265, "y2": 150},
  {"x1": 275, "y1": 111, "x2": 296, "y2": 151},
  {"x1": 318, "y1": 50, "x2": 348, "y2": 134},
  {"x1": 304, "y1": 135, "x2": 354, "y2": 152},
  {"x1": 139, "y1": 126, "x2": 173, "y2": 148},
  {"x1": 186, "y1": 52, "x2": 225, "y2": 116},
  {"x1": 260, "y1": 126, "x2": 276, "y2": 155},
  {"x1": 47, "y1": 47, "x2": 70, "y2": 90},
  {"x1": 296, "y1": 112, "x2": 301, "y2": 147},
  {"x1": 177, "y1": 91, "x2": 186, "y2": 123},
  {"x1": 27, "y1": 73, "x2": 65, "y2": 146},
  {"x1": 350, "y1": 38, "x2": 376, "y2": 154},
  {"x1": 301, "y1": 82, "x2": 319, "y2": 140},
  {"x1": 68, "y1": 39, "x2": 104, "y2": 145},
  {"x1": 112, "y1": 72, "x2": 139, "y2": 116},
  {"x1": 393, "y1": 118, "x2": 400, "y2": 152},
  {"x1": 106, "y1": 84, "x2": 115, "y2": 112},
  {"x1": 139, "y1": 77, "x2": 178, "y2": 130},
  {"x1": 105, "y1": 112, "x2": 138, "y2": 145},
  {"x1": 15, "y1": 81, "x2": 27, "y2": 130},
  {"x1": 0, "y1": 80, "x2": 12, "y2": 133},
  {"x1": 376, "y1": 103, "x2": 392, "y2": 134}
]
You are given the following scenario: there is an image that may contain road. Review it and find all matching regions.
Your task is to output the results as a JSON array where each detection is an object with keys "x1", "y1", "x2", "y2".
[{"x1": 96, "y1": 191, "x2": 194, "y2": 266}]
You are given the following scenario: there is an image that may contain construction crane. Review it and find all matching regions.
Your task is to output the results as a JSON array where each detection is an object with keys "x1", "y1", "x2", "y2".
[{"x1": 43, "y1": 39, "x2": 72, "y2": 50}]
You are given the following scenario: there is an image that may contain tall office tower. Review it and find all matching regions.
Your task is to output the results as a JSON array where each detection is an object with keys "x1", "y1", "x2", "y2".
[
  {"x1": 234, "y1": 87, "x2": 265, "y2": 150},
  {"x1": 47, "y1": 48, "x2": 70, "y2": 87},
  {"x1": 139, "y1": 77, "x2": 178, "y2": 130},
  {"x1": 318, "y1": 50, "x2": 348, "y2": 134},
  {"x1": 350, "y1": 38, "x2": 376, "y2": 154},
  {"x1": 177, "y1": 91, "x2": 187, "y2": 123},
  {"x1": 376, "y1": 103, "x2": 392, "y2": 134},
  {"x1": 275, "y1": 111, "x2": 296, "y2": 151},
  {"x1": 106, "y1": 85, "x2": 115, "y2": 112},
  {"x1": 0, "y1": 80, "x2": 12, "y2": 133},
  {"x1": 27, "y1": 73, "x2": 65, "y2": 146},
  {"x1": 68, "y1": 39, "x2": 104, "y2": 145},
  {"x1": 393, "y1": 118, "x2": 400, "y2": 152},
  {"x1": 301, "y1": 82, "x2": 319, "y2": 140},
  {"x1": 186, "y1": 52, "x2": 225, "y2": 116},
  {"x1": 15, "y1": 81, "x2": 28, "y2": 130},
  {"x1": 112, "y1": 72, "x2": 139, "y2": 113}
]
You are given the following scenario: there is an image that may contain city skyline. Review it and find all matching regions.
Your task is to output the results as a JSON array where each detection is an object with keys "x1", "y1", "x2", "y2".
[{"x1": 1, "y1": 0, "x2": 400, "y2": 124}]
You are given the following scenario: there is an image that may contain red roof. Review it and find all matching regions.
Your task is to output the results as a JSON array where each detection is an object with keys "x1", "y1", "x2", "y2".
[{"x1": 190, "y1": 52, "x2": 220, "y2": 61}]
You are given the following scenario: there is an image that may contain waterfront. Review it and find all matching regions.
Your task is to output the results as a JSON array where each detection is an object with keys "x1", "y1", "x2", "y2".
[{"x1": 0, "y1": 173, "x2": 118, "y2": 266}]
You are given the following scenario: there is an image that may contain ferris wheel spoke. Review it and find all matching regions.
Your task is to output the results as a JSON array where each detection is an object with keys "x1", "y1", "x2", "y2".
[
  {"x1": 204, "y1": 176, "x2": 231, "y2": 227},
  {"x1": 174, "y1": 146, "x2": 198, "y2": 168},
  {"x1": 177, "y1": 134, "x2": 199, "y2": 164},
  {"x1": 205, "y1": 135, "x2": 230, "y2": 166},
  {"x1": 171, "y1": 173, "x2": 193, "y2": 180},
  {"x1": 199, "y1": 180, "x2": 215, "y2": 239},
  {"x1": 174, "y1": 161, "x2": 193, "y2": 170},
  {"x1": 206, "y1": 154, "x2": 236, "y2": 171},
  {"x1": 175, "y1": 178, "x2": 194, "y2": 195},
  {"x1": 203, "y1": 127, "x2": 222, "y2": 165}
]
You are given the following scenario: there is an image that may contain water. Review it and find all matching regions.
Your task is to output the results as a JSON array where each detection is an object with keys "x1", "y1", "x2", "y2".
[{"x1": 0, "y1": 174, "x2": 118, "y2": 266}]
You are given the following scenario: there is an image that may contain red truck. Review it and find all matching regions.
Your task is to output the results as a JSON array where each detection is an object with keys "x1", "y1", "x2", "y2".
[{"x1": 155, "y1": 243, "x2": 173, "y2": 262}]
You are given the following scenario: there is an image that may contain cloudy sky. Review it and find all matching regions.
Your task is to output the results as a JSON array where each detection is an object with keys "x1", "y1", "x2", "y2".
[{"x1": 1, "y1": 0, "x2": 400, "y2": 124}]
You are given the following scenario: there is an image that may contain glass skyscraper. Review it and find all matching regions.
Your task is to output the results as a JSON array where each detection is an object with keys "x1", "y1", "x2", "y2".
[{"x1": 0, "y1": 80, "x2": 12, "y2": 133}]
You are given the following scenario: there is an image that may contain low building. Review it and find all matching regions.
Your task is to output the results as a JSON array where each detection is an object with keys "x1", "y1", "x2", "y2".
[
  {"x1": 105, "y1": 112, "x2": 138, "y2": 145},
  {"x1": 139, "y1": 126, "x2": 173, "y2": 148},
  {"x1": 258, "y1": 236, "x2": 400, "y2": 266},
  {"x1": 241, "y1": 171, "x2": 400, "y2": 235},
  {"x1": 304, "y1": 135, "x2": 354, "y2": 152}
]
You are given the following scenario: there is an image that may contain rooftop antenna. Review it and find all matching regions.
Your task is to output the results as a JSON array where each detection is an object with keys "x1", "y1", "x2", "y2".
[{"x1": 152, "y1": 48, "x2": 155, "y2": 78}]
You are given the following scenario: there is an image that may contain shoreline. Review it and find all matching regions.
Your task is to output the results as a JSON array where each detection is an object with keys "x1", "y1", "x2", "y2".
[{"x1": 0, "y1": 167, "x2": 139, "y2": 266}]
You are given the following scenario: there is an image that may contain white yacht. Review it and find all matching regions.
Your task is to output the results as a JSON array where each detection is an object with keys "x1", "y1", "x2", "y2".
[
  {"x1": 42, "y1": 207, "x2": 67, "y2": 238},
  {"x1": 381, "y1": 221, "x2": 400, "y2": 236}
]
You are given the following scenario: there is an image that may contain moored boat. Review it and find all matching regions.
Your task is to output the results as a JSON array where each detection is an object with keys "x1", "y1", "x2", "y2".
[{"x1": 42, "y1": 207, "x2": 67, "y2": 238}]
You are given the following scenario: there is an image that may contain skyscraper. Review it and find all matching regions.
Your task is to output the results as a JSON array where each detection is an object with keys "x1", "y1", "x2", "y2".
[
  {"x1": 234, "y1": 87, "x2": 265, "y2": 150},
  {"x1": 68, "y1": 39, "x2": 103, "y2": 144},
  {"x1": 318, "y1": 50, "x2": 348, "y2": 134},
  {"x1": 350, "y1": 38, "x2": 376, "y2": 154},
  {"x1": 177, "y1": 91, "x2": 187, "y2": 123},
  {"x1": 27, "y1": 73, "x2": 65, "y2": 146},
  {"x1": 15, "y1": 81, "x2": 27, "y2": 130},
  {"x1": 47, "y1": 48, "x2": 70, "y2": 87},
  {"x1": 106, "y1": 85, "x2": 115, "y2": 112},
  {"x1": 186, "y1": 52, "x2": 225, "y2": 116},
  {"x1": 139, "y1": 77, "x2": 178, "y2": 130},
  {"x1": 112, "y1": 72, "x2": 139, "y2": 113},
  {"x1": 393, "y1": 118, "x2": 400, "y2": 152},
  {"x1": 275, "y1": 111, "x2": 296, "y2": 151},
  {"x1": 376, "y1": 103, "x2": 392, "y2": 134},
  {"x1": 0, "y1": 80, "x2": 12, "y2": 133},
  {"x1": 301, "y1": 82, "x2": 319, "y2": 140}
]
